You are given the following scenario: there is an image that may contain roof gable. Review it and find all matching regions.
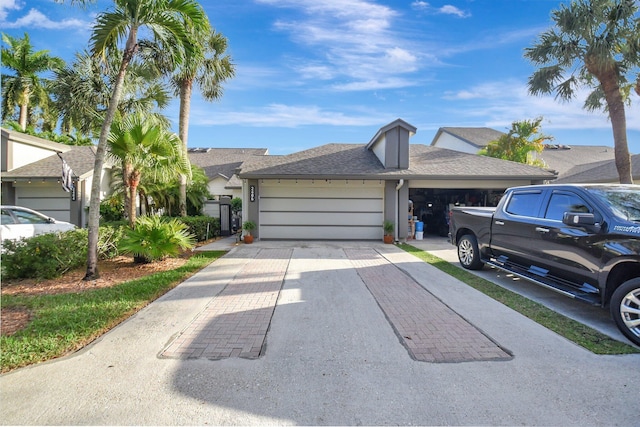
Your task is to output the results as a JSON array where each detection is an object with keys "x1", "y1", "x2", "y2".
[{"x1": 431, "y1": 127, "x2": 505, "y2": 148}]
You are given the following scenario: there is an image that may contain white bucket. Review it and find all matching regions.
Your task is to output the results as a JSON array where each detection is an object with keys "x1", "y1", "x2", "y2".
[{"x1": 415, "y1": 231, "x2": 424, "y2": 240}]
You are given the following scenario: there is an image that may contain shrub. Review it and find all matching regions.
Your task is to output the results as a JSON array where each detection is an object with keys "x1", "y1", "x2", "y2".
[
  {"x1": 178, "y1": 215, "x2": 220, "y2": 241},
  {"x1": 100, "y1": 197, "x2": 125, "y2": 222},
  {"x1": 97, "y1": 224, "x2": 128, "y2": 259},
  {"x1": 1, "y1": 230, "x2": 88, "y2": 280},
  {"x1": 0, "y1": 225, "x2": 129, "y2": 280},
  {"x1": 119, "y1": 216, "x2": 196, "y2": 263}
]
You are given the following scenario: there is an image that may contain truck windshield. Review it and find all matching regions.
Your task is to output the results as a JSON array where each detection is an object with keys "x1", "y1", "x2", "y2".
[{"x1": 586, "y1": 187, "x2": 640, "y2": 222}]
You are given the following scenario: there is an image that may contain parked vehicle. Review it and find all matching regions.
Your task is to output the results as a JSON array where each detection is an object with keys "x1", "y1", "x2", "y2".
[
  {"x1": 1, "y1": 206, "x2": 76, "y2": 243},
  {"x1": 448, "y1": 184, "x2": 640, "y2": 346}
]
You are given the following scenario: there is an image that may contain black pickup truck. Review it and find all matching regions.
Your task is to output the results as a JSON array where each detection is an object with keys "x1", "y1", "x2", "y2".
[{"x1": 449, "y1": 184, "x2": 640, "y2": 346}]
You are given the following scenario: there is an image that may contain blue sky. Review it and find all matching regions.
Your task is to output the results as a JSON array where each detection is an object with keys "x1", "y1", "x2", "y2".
[{"x1": 2, "y1": 0, "x2": 639, "y2": 155}]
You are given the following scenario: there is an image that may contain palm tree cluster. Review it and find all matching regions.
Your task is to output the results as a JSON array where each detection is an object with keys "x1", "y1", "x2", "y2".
[{"x1": 1, "y1": 0, "x2": 236, "y2": 279}]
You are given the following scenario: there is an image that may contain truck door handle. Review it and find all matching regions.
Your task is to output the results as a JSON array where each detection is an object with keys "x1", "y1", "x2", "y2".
[
  {"x1": 494, "y1": 221, "x2": 504, "y2": 226},
  {"x1": 535, "y1": 227, "x2": 550, "y2": 233}
]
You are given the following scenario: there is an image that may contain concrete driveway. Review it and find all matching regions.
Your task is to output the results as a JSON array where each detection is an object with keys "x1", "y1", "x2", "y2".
[{"x1": 1, "y1": 239, "x2": 638, "y2": 425}]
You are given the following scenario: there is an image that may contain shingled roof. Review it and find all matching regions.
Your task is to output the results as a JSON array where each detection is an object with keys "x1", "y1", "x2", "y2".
[
  {"x1": 1, "y1": 146, "x2": 98, "y2": 180},
  {"x1": 536, "y1": 144, "x2": 616, "y2": 177},
  {"x1": 238, "y1": 144, "x2": 385, "y2": 178},
  {"x1": 554, "y1": 153, "x2": 640, "y2": 183},
  {"x1": 430, "y1": 127, "x2": 505, "y2": 149},
  {"x1": 407, "y1": 145, "x2": 555, "y2": 180},
  {"x1": 188, "y1": 147, "x2": 268, "y2": 188},
  {"x1": 238, "y1": 143, "x2": 556, "y2": 181}
]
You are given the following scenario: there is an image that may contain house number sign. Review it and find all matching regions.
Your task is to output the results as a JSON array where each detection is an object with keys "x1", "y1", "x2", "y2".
[{"x1": 250, "y1": 185, "x2": 255, "y2": 202}]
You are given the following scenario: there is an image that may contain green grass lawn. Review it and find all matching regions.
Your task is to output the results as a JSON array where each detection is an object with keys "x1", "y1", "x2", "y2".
[
  {"x1": 1, "y1": 251, "x2": 225, "y2": 373},
  {"x1": 399, "y1": 243, "x2": 639, "y2": 355}
]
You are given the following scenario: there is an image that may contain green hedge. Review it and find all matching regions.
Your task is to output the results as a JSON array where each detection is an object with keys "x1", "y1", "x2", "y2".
[
  {"x1": 179, "y1": 216, "x2": 220, "y2": 242},
  {"x1": 1, "y1": 216, "x2": 220, "y2": 280}
]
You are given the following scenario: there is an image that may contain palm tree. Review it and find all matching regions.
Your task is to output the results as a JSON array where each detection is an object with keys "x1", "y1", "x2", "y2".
[
  {"x1": 171, "y1": 28, "x2": 235, "y2": 217},
  {"x1": 84, "y1": 0, "x2": 209, "y2": 280},
  {"x1": 525, "y1": 0, "x2": 640, "y2": 184},
  {"x1": 479, "y1": 117, "x2": 552, "y2": 166},
  {"x1": 50, "y1": 50, "x2": 171, "y2": 139},
  {"x1": 108, "y1": 113, "x2": 191, "y2": 228},
  {"x1": 1, "y1": 32, "x2": 64, "y2": 130},
  {"x1": 140, "y1": 164, "x2": 212, "y2": 216}
]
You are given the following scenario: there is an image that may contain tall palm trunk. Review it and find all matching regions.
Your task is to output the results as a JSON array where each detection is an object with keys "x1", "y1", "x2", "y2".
[
  {"x1": 19, "y1": 89, "x2": 29, "y2": 131},
  {"x1": 128, "y1": 169, "x2": 141, "y2": 228},
  {"x1": 178, "y1": 80, "x2": 193, "y2": 217},
  {"x1": 587, "y1": 58, "x2": 633, "y2": 184},
  {"x1": 84, "y1": 28, "x2": 138, "y2": 281}
]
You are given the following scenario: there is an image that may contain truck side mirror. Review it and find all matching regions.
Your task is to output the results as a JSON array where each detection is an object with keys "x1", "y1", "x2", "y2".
[{"x1": 563, "y1": 212, "x2": 596, "y2": 226}]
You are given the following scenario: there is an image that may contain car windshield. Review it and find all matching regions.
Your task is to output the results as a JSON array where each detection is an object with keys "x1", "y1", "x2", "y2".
[
  {"x1": 14, "y1": 210, "x2": 49, "y2": 224},
  {"x1": 586, "y1": 187, "x2": 640, "y2": 222}
]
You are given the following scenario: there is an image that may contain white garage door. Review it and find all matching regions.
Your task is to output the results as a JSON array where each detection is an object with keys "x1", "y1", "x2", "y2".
[{"x1": 259, "y1": 180, "x2": 384, "y2": 240}]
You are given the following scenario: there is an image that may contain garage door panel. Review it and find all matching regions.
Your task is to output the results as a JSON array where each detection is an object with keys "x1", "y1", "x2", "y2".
[
  {"x1": 260, "y1": 225, "x2": 381, "y2": 240},
  {"x1": 260, "y1": 211, "x2": 382, "y2": 226},
  {"x1": 260, "y1": 185, "x2": 381, "y2": 198},
  {"x1": 260, "y1": 198, "x2": 381, "y2": 212}
]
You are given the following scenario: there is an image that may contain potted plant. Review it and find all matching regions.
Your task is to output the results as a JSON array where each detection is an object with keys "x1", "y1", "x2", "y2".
[
  {"x1": 383, "y1": 220, "x2": 395, "y2": 244},
  {"x1": 242, "y1": 220, "x2": 256, "y2": 244}
]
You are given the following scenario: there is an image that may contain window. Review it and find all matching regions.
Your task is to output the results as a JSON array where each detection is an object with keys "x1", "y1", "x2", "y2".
[
  {"x1": 544, "y1": 193, "x2": 590, "y2": 221},
  {"x1": 13, "y1": 209, "x2": 48, "y2": 224},
  {"x1": 1, "y1": 209, "x2": 16, "y2": 224},
  {"x1": 505, "y1": 192, "x2": 543, "y2": 216}
]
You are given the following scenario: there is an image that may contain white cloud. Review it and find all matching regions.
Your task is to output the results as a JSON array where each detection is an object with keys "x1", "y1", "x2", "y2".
[
  {"x1": 332, "y1": 77, "x2": 416, "y2": 91},
  {"x1": 411, "y1": 1, "x2": 429, "y2": 10},
  {"x1": 2, "y1": 8, "x2": 89, "y2": 30},
  {"x1": 257, "y1": 0, "x2": 423, "y2": 91},
  {"x1": 438, "y1": 5, "x2": 470, "y2": 18},
  {"x1": 192, "y1": 103, "x2": 384, "y2": 128},
  {"x1": 0, "y1": 0, "x2": 21, "y2": 21},
  {"x1": 411, "y1": 1, "x2": 470, "y2": 18},
  {"x1": 296, "y1": 64, "x2": 335, "y2": 80},
  {"x1": 442, "y1": 80, "x2": 640, "y2": 134}
]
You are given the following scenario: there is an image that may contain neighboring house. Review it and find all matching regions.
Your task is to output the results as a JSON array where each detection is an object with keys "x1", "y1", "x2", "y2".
[
  {"x1": 430, "y1": 126, "x2": 638, "y2": 183},
  {"x1": 553, "y1": 152, "x2": 640, "y2": 183},
  {"x1": 1, "y1": 128, "x2": 112, "y2": 227},
  {"x1": 430, "y1": 127, "x2": 505, "y2": 154},
  {"x1": 188, "y1": 147, "x2": 268, "y2": 232},
  {"x1": 238, "y1": 119, "x2": 555, "y2": 241},
  {"x1": 188, "y1": 147, "x2": 268, "y2": 200}
]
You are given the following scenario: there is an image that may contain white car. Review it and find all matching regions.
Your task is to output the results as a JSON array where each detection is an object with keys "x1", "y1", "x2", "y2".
[{"x1": 1, "y1": 206, "x2": 76, "y2": 243}]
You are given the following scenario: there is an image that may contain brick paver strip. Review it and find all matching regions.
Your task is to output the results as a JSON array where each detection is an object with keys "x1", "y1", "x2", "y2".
[
  {"x1": 346, "y1": 248, "x2": 512, "y2": 363},
  {"x1": 161, "y1": 248, "x2": 292, "y2": 360}
]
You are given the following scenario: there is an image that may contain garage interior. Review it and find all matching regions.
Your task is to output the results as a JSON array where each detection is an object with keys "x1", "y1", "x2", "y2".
[{"x1": 408, "y1": 187, "x2": 505, "y2": 237}]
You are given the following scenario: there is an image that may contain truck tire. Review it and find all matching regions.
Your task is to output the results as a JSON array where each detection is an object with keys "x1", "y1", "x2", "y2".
[
  {"x1": 457, "y1": 234, "x2": 484, "y2": 270},
  {"x1": 610, "y1": 278, "x2": 640, "y2": 346}
]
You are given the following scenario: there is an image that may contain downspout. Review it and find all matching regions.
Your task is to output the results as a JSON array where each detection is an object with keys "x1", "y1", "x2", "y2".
[{"x1": 395, "y1": 179, "x2": 404, "y2": 241}]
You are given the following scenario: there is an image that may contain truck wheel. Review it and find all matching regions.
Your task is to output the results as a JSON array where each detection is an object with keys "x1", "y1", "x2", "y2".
[
  {"x1": 610, "y1": 278, "x2": 640, "y2": 346},
  {"x1": 457, "y1": 234, "x2": 484, "y2": 270}
]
